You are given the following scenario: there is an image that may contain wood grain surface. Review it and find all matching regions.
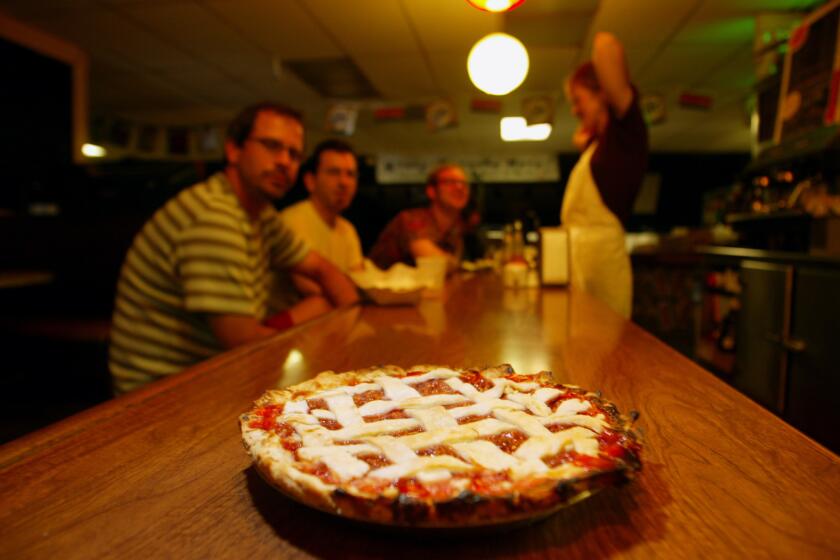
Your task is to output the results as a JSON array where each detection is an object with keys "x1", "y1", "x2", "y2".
[{"x1": 1, "y1": 274, "x2": 838, "y2": 559}]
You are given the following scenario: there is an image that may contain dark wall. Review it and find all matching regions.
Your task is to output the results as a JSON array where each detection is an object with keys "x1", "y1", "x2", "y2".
[{"x1": 0, "y1": 37, "x2": 73, "y2": 211}]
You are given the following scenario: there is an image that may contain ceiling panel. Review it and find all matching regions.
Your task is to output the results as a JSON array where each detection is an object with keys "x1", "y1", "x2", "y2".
[
  {"x1": 205, "y1": 0, "x2": 342, "y2": 60},
  {"x1": 305, "y1": 0, "x2": 417, "y2": 56},
  {"x1": 0, "y1": 0, "x2": 97, "y2": 20},
  {"x1": 503, "y1": 10, "x2": 594, "y2": 47},
  {"x1": 1, "y1": 0, "x2": 796, "y2": 154},
  {"x1": 354, "y1": 53, "x2": 438, "y2": 98},
  {"x1": 638, "y1": 45, "x2": 744, "y2": 87},
  {"x1": 693, "y1": 43, "x2": 756, "y2": 90},
  {"x1": 587, "y1": 0, "x2": 703, "y2": 47},
  {"x1": 514, "y1": 0, "x2": 600, "y2": 14},
  {"x1": 26, "y1": 11, "x2": 196, "y2": 70},
  {"x1": 402, "y1": 0, "x2": 502, "y2": 52},
  {"x1": 117, "y1": 1, "x2": 263, "y2": 63},
  {"x1": 522, "y1": 46, "x2": 580, "y2": 91}
]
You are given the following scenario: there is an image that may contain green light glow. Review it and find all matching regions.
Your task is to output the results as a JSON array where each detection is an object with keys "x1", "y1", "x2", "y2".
[{"x1": 682, "y1": 17, "x2": 754, "y2": 43}]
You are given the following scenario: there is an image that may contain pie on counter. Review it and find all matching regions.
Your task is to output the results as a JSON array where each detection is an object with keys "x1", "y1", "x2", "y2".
[{"x1": 240, "y1": 364, "x2": 642, "y2": 528}]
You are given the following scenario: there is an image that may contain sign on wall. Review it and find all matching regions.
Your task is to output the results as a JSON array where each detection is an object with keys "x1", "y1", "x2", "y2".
[{"x1": 376, "y1": 154, "x2": 560, "y2": 184}]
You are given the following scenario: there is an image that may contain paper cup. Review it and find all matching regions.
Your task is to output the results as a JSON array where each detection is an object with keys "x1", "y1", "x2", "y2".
[{"x1": 416, "y1": 256, "x2": 447, "y2": 297}]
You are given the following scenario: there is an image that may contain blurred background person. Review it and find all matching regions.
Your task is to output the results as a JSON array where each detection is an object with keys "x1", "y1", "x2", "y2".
[
  {"x1": 368, "y1": 163, "x2": 470, "y2": 273},
  {"x1": 108, "y1": 102, "x2": 358, "y2": 393},
  {"x1": 562, "y1": 32, "x2": 648, "y2": 318},
  {"x1": 279, "y1": 139, "x2": 364, "y2": 302}
]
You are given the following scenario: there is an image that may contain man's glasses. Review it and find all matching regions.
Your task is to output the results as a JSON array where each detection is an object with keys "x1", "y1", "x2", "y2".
[{"x1": 247, "y1": 137, "x2": 303, "y2": 163}]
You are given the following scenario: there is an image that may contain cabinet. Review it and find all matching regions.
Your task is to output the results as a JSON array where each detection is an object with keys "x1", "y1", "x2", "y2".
[
  {"x1": 787, "y1": 267, "x2": 840, "y2": 450},
  {"x1": 733, "y1": 258, "x2": 840, "y2": 452}
]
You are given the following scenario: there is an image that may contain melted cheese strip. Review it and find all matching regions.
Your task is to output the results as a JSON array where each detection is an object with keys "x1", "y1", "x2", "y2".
[
  {"x1": 399, "y1": 425, "x2": 479, "y2": 449},
  {"x1": 444, "y1": 377, "x2": 505, "y2": 400},
  {"x1": 332, "y1": 418, "x2": 420, "y2": 440},
  {"x1": 368, "y1": 455, "x2": 473, "y2": 480},
  {"x1": 365, "y1": 436, "x2": 417, "y2": 464},
  {"x1": 377, "y1": 376, "x2": 420, "y2": 401},
  {"x1": 297, "y1": 444, "x2": 374, "y2": 480},
  {"x1": 493, "y1": 409, "x2": 553, "y2": 437},
  {"x1": 284, "y1": 400, "x2": 309, "y2": 414},
  {"x1": 401, "y1": 368, "x2": 461, "y2": 384},
  {"x1": 464, "y1": 418, "x2": 517, "y2": 437},
  {"x1": 325, "y1": 394, "x2": 364, "y2": 427},
  {"x1": 452, "y1": 440, "x2": 519, "y2": 470},
  {"x1": 514, "y1": 426, "x2": 599, "y2": 461},
  {"x1": 540, "y1": 414, "x2": 606, "y2": 433},
  {"x1": 408, "y1": 406, "x2": 458, "y2": 431},
  {"x1": 289, "y1": 421, "x2": 336, "y2": 448},
  {"x1": 554, "y1": 398, "x2": 591, "y2": 415}
]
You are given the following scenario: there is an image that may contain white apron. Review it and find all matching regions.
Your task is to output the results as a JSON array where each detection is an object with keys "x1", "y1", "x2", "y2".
[{"x1": 561, "y1": 143, "x2": 632, "y2": 318}]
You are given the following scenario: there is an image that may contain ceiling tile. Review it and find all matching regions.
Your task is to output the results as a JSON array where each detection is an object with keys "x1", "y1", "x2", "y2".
[
  {"x1": 0, "y1": 0, "x2": 98, "y2": 20},
  {"x1": 522, "y1": 46, "x2": 580, "y2": 91},
  {"x1": 117, "y1": 1, "x2": 262, "y2": 62},
  {"x1": 402, "y1": 0, "x2": 502, "y2": 52},
  {"x1": 26, "y1": 11, "x2": 196, "y2": 70},
  {"x1": 587, "y1": 0, "x2": 703, "y2": 47},
  {"x1": 504, "y1": 10, "x2": 594, "y2": 47},
  {"x1": 513, "y1": 0, "x2": 600, "y2": 15},
  {"x1": 354, "y1": 53, "x2": 438, "y2": 98},
  {"x1": 205, "y1": 0, "x2": 342, "y2": 60},
  {"x1": 638, "y1": 45, "x2": 743, "y2": 87},
  {"x1": 304, "y1": 0, "x2": 417, "y2": 56}
]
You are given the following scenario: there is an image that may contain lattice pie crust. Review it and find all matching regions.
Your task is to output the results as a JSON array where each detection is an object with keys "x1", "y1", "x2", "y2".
[{"x1": 240, "y1": 364, "x2": 641, "y2": 527}]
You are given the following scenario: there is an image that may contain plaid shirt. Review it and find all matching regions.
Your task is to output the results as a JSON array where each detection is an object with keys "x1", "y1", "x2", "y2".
[{"x1": 368, "y1": 207, "x2": 463, "y2": 269}]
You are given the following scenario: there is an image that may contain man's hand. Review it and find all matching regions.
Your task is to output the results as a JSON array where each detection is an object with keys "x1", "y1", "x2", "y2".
[
  {"x1": 291, "y1": 250, "x2": 359, "y2": 307},
  {"x1": 573, "y1": 124, "x2": 594, "y2": 152}
]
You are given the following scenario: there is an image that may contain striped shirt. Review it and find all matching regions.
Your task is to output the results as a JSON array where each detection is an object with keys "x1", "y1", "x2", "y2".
[{"x1": 109, "y1": 172, "x2": 309, "y2": 393}]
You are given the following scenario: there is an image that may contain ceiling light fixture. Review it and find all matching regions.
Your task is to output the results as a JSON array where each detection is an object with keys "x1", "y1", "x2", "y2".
[
  {"x1": 467, "y1": 33, "x2": 529, "y2": 96},
  {"x1": 82, "y1": 143, "x2": 107, "y2": 158},
  {"x1": 500, "y1": 117, "x2": 551, "y2": 141},
  {"x1": 466, "y1": 0, "x2": 526, "y2": 13}
]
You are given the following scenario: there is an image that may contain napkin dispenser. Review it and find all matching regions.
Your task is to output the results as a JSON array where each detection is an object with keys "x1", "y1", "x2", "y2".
[{"x1": 539, "y1": 227, "x2": 569, "y2": 285}]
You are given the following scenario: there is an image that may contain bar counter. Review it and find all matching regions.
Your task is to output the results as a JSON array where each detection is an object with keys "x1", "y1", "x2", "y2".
[{"x1": 1, "y1": 273, "x2": 838, "y2": 558}]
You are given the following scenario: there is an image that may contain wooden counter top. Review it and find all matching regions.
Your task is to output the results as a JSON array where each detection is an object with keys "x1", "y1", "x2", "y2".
[{"x1": 1, "y1": 274, "x2": 838, "y2": 558}]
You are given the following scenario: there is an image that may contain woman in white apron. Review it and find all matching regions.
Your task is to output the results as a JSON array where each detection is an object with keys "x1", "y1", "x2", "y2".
[{"x1": 563, "y1": 32, "x2": 649, "y2": 319}]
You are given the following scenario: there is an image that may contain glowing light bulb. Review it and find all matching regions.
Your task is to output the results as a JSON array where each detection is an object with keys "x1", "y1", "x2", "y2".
[
  {"x1": 500, "y1": 117, "x2": 551, "y2": 141},
  {"x1": 82, "y1": 143, "x2": 107, "y2": 157},
  {"x1": 466, "y1": 0, "x2": 526, "y2": 13},
  {"x1": 468, "y1": 33, "x2": 529, "y2": 96}
]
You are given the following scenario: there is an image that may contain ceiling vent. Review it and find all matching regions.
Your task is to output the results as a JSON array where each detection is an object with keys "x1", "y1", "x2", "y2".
[{"x1": 284, "y1": 57, "x2": 380, "y2": 99}]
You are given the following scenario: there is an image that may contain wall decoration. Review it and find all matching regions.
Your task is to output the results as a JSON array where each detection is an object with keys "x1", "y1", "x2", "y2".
[
  {"x1": 325, "y1": 103, "x2": 359, "y2": 135},
  {"x1": 376, "y1": 153, "x2": 559, "y2": 184},
  {"x1": 426, "y1": 99, "x2": 458, "y2": 131},
  {"x1": 679, "y1": 92, "x2": 714, "y2": 110},
  {"x1": 640, "y1": 94, "x2": 667, "y2": 125},
  {"x1": 521, "y1": 95, "x2": 554, "y2": 125},
  {"x1": 373, "y1": 106, "x2": 406, "y2": 121},
  {"x1": 470, "y1": 98, "x2": 503, "y2": 113}
]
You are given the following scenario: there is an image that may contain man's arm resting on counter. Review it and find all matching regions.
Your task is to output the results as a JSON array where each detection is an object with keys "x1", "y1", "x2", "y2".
[
  {"x1": 410, "y1": 238, "x2": 459, "y2": 273},
  {"x1": 207, "y1": 252, "x2": 357, "y2": 349},
  {"x1": 291, "y1": 250, "x2": 359, "y2": 307},
  {"x1": 207, "y1": 293, "x2": 334, "y2": 349}
]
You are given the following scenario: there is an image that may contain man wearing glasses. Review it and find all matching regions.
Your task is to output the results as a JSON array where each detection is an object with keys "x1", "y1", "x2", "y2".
[
  {"x1": 368, "y1": 163, "x2": 470, "y2": 272},
  {"x1": 109, "y1": 102, "x2": 358, "y2": 393}
]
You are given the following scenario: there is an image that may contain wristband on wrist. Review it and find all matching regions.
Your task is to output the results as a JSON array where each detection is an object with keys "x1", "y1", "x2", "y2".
[{"x1": 264, "y1": 310, "x2": 293, "y2": 331}]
